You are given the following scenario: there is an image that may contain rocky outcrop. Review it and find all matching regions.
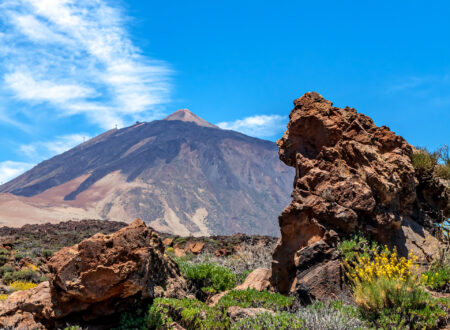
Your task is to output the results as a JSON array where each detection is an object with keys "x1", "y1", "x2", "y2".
[
  {"x1": 271, "y1": 92, "x2": 450, "y2": 299},
  {"x1": 0, "y1": 219, "x2": 187, "y2": 329}
]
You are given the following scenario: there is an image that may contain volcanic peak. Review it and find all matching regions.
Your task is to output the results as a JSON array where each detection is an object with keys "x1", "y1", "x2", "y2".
[{"x1": 163, "y1": 109, "x2": 218, "y2": 128}]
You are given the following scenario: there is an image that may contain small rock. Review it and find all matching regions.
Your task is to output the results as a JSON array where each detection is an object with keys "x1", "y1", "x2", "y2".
[{"x1": 227, "y1": 306, "x2": 274, "y2": 323}]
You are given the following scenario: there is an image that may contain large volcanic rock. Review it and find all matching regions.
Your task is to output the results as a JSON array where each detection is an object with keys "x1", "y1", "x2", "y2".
[
  {"x1": 271, "y1": 92, "x2": 450, "y2": 300},
  {"x1": 0, "y1": 219, "x2": 187, "y2": 329},
  {"x1": 0, "y1": 110, "x2": 292, "y2": 236}
]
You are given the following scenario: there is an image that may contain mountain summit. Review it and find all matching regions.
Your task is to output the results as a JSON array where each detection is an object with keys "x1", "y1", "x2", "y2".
[
  {"x1": 0, "y1": 114, "x2": 293, "y2": 235},
  {"x1": 163, "y1": 109, "x2": 218, "y2": 128}
]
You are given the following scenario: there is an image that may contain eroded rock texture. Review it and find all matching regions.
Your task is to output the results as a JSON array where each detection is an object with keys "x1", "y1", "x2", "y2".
[
  {"x1": 271, "y1": 92, "x2": 450, "y2": 300},
  {"x1": 0, "y1": 219, "x2": 187, "y2": 329}
]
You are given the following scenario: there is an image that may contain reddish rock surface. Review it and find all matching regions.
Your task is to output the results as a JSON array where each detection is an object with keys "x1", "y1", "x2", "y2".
[
  {"x1": 271, "y1": 92, "x2": 450, "y2": 300},
  {"x1": 0, "y1": 219, "x2": 187, "y2": 329}
]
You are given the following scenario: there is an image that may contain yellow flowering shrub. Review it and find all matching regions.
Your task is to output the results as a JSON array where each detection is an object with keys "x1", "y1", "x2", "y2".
[
  {"x1": 342, "y1": 245, "x2": 449, "y2": 329},
  {"x1": 344, "y1": 246, "x2": 419, "y2": 284},
  {"x1": 0, "y1": 294, "x2": 7, "y2": 301},
  {"x1": 26, "y1": 263, "x2": 39, "y2": 271},
  {"x1": 10, "y1": 281, "x2": 37, "y2": 291}
]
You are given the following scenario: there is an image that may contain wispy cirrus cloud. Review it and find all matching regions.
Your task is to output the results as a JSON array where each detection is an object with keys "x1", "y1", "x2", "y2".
[
  {"x1": 0, "y1": 133, "x2": 90, "y2": 183},
  {"x1": 0, "y1": 0, "x2": 171, "y2": 129},
  {"x1": 217, "y1": 114, "x2": 287, "y2": 139},
  {"x1": 0, "y1": 161, "x2": 34, "y2": 184}
]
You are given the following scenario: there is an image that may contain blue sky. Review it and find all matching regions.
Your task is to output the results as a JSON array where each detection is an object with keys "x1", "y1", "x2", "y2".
[{"x1": 0, "y1": 0, "x2": 449, "y2": 183}]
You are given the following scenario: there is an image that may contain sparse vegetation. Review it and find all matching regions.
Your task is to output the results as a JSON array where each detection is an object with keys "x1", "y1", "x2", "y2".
[
  {"x1": 341, "y1": 242, "x2": 449, "y2": 329},
  {"x1": 176, "y1": 259, "x2": 236, "y2": 298},
  {"x1": 337, "y1": 233, "x2": 380, "y2": 261},
  {"x1": 411, "y1": 148, "x2": 438, "y2": 171},
  {"x1": 10, "y1": 281, "x2": 37, "y2": 291},
  {"x1": 421, "y1": 247, "x2": 450, "y2": 292},
  {"x1": 145, "y1": 289, "x2": 296, "y2": 330},
  {"x1": 216, "y1": 289, "x2": 293, "y2": 311},
  {"x1": 2, "y1": 268, "x2": 42, "y2": 284},
  {"x1": 231, "y1": 312, "x2": 304, "y2": 329},
  {"x1": 411, "y1": 145, "x2": 450, "y2": 180}
]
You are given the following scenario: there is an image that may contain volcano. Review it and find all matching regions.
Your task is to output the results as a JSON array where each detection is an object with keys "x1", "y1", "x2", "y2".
[{"x1": 0, "y1": 110, "x2": 293, "y2": 235}]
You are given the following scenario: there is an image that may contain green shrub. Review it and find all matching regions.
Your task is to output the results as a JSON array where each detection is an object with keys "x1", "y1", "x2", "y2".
[
  {"x1": 178, "y1": 261, "x2": 236, "y2": 296},
  {"x1": 422, "y1": 259, "x2": 450, "y2": 292},
  {"x1": 42, "y1": 249, "x2": 54, "y2": 259},
  {"x1": 337, "y1": 233, "x2": 380, "y2": 261},
  {"x1": 411, "y1": 149, "x2": 438, "y2": 171},
  {"x1": 216, "y1": 289, "x2": 294, "y2": 311},
  {"x1": 354, "y1": 276, "x2": 448, "y2": 329},
  {"x1": 114, "y1": 307, "x2": 147, "y2": 330},
  {"x1": 435, "y1": 164, "x2": 450, "y2": 180},
  {"x1": 0, "y1": 249, "x2": 10, "y2": 267},
  {"x1": 14, "y1": 251, "x2": 27, "y2": 261},
  {"x1": 231, "y1": 312, "x2": 304, "y2": 330},
  {"x1": 147, "y1": 298, "x2": 225, "y2": 330},
  {"x1": 146, "y1": 290, "x2": 295, "y2": 330},
  {"x1": 2, "y1": 268, "x2": 41, "y2": 284}
]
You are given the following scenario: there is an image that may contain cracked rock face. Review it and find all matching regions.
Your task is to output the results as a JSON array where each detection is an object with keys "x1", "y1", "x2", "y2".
[
  {"x1": 0, "y1": 219, "x2": 187, "y2": 329},
  {"x1": 271, "y1": 92, "x2": 449, "y2": 299}
]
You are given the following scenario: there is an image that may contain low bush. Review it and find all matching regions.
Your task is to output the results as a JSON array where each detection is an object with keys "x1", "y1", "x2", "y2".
[
  {"x1": 296, "y1": 301, "x2": 366, "y2": 330},
  {"x1": 344, "y1": 246, "x2": 449, "y2": 329},
  {"x1": 0, "y1": 248, "x2": 10, "y2": 267},
  {"x1": 421, "y1": 257, "x2": 450, "y2": 293},
  {"x1": 114, "y1": 307, "x2": 147, "y2": 330},
  {"x1": 177, "y1": 260, "x2": 236, "y2": 297},
  {"x1": 147, "y1": 297, "x2": 225, "y2": 330},
  {"x1": 411, "y1": 148, "x2": 438, "y2": 171},
  {"x1": 10, "y1": 281, "x2": 37, "y2": 291},
  {"x1": 231, "y1": 312, "x2": 304, "y2": 330},
  {"x1": 0, "y1": 294, "x2": 7, "y2": 301},
  {"x1": 145, "y1": 289, "x2": 296, "y2": 330},
  {"x1": 337, "y1": 234, "x2": 380, "y2": 261},
  {"x1": 41, "y1": 249, "x2": 54, "y2": 259},
  {"x1": 2, "y1": 268, "x2": 42, "y2": 284},
  {"x1": 216, "y1": 289, "x2": 294, "y2": 311},
  {"x1": 14, "y1": 251, "x2": 27, "y2": 261},
  {"x1": 435, "y1": 164, "x2": 450, "y2": 180},
  {"x1": 411, "y1": 145, "x2": 450, "y2": 180}
]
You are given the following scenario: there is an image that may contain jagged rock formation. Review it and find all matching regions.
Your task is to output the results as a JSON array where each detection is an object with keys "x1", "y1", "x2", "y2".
[
  {"x1": 271, "y1": 92, "x2": 450, "y2": 300},
  {"x1": 0, "y1": 109, "x2": 293, "y2": 236},
  {"x1": 0, "y1": 219, "x2": 187, "y2": 329}
]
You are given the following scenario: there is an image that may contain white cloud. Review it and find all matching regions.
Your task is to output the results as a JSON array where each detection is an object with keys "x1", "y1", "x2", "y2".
[
  {"x1": 0, "y1": 161, "x2": 34, "y2": 184},
  {"x1": 19, "y1": 134, "x2": 90, "y2": 160},
  {"x1": 5, "y1": 71, "x2": 95, "y2": 104},
  {"x1": 217, "y1": 114, "x2": 287, "y2": 139},
  {"x1": 0, "y1": 0, "x2": 171, "y2": 129}
]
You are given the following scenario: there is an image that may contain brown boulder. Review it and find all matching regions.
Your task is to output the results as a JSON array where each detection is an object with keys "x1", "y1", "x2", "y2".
[
  {"x1": 235, "y1": 268, "x2": 272, "y2": 291},
  {"x1": 0, "y1": 219, "x2": 187, "y2": 328},
  {"x1": 272, "y1": 92, "x2": 450, "y2": 299},
  {"x1": 187, "y1": 241, "x2": 205, "y2": 254},
  {"x1": 162, "y1": 237, "x2": 174, "y2": 246},
  {"x1": 208, "y1": 268, "x2": 272, "y2": 306}
]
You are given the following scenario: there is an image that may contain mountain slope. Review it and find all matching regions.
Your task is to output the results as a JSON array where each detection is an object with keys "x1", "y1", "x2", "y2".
[{"x1": 0, "y1": 111, "x2": 293, "y2": 235}]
